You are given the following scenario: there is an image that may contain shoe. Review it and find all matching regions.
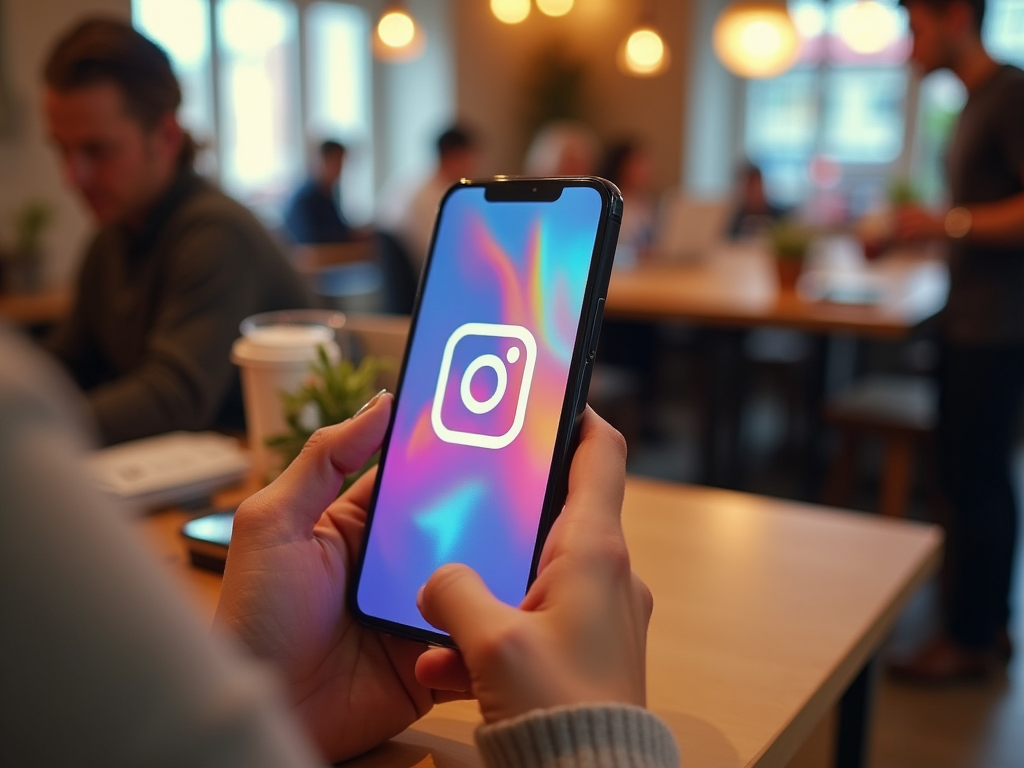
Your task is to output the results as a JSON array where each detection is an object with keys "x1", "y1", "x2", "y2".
[{"x1": 888, "y1": 635, "x2": 998, "y2": 684}]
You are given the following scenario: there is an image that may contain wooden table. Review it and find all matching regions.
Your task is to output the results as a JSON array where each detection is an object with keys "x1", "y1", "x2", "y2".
[
  {"x1": 140, "y1": 477, "x2": 942, "y2": 768},
  {"x1": 606, "y1": 246, "x2": 948, "y2": 340},
  {"x1": 0, "y1": 287, "x2": 72, "y2": 327},
  {"x1": 606, "y1": 246, "x2": 948, "y2": 490}
]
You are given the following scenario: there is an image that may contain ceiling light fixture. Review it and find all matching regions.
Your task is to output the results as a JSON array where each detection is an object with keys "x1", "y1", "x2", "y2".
[
  {"x1": 536, "y1": 0, "x2": 574, "y2": 17},
  {"x1": 712, "y1": 0, "x2": 801, "y2": 79},
  {"x1": 491, "y1": 0, "x2": 531, "y2": 24},
  {"x1": 373, "y1": 2, "x2": 425, "y2": 62},
  {"x1": 617, "y1": 3, "x2": 670, "y2": 78}
]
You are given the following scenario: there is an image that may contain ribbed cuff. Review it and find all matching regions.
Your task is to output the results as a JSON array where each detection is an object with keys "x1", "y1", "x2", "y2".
[{"x1": 475, "y1": 703, "x2": 680, "y2": 768}]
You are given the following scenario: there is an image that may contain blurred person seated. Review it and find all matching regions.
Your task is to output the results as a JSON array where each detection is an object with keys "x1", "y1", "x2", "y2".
[
  {"x1": 523, "y1": 120, "x2": 599, "y2": 177},
  {"x1": 283, "y1": 140, "x2": 361, "y2": 245},
  {"x1": 599, "y1": 139, "x2": 657, "y2": 269},
  {"x1": 0, "y1": 321, "x2": 679, "y2": 767},
  {"x1": 377, "y1": 125, "x2": 479, "y2": 271},
  {"x1": 43, "y1": 19, "x2": 312, "y2": 446},
  {"x1": 726, "y1": 163, "x2": 787, "y2": 240}
]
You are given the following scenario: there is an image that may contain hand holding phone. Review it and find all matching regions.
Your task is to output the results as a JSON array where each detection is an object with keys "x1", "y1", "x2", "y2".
[
  {"x1": 215, "y1": 395, "x2": 435, "y2": 763},
  {"x1": 414, "y1": 408, "x2": 653, "y2": 724}
]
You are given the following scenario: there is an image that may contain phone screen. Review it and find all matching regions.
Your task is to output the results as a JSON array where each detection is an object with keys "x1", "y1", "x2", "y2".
[{"x1": 355, "y1": 183, "x2": 608, "y2": 635}]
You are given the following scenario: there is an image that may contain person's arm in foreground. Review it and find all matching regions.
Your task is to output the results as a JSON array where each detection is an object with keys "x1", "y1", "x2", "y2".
[
  {"x1": 217, "y1": 396, "x2": 679, "y2": 766},
  {"x1": 0, "y1": 326, "x2": 320, "y2": 768}
]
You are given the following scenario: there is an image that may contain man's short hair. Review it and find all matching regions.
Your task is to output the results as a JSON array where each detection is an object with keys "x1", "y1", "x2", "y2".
[
  {"x1": 44, "y1": 17, "x2": 194, "y2": 165},
  {"x1": 436, "y1": 126, "x2": 476, "y2": 160},
  {"x1": 319, "y1": 139, "x2": 346, "y2": 159},
  {"x1": 898, "y1": 0, "x2": 986, "y2": 30}
]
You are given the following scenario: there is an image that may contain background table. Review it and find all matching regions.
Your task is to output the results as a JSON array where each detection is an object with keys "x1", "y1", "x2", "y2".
[
  {"x1": 140, "y1": 477, "x2": 941, "y2": 768},
  {"x1": 605, "y1": 247, "x2": 949, "y2": 489},
  {"x1": 0, "y1": 287, "x2": 71, "y2": 328},
  {"x1": 606, "y1": 246, "x2": 948, "y2": 339}
]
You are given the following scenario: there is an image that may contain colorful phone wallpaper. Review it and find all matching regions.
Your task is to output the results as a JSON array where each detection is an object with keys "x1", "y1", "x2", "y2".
[{"x1": 357, "y1": 185, "x2": 604, "y2": 634}]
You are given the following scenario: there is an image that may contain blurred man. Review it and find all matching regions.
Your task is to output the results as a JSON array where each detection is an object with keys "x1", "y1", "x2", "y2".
[
  {"x1": 378, "y1": 125, "x2": 479, "y2": 270},
  {"x1": 44, "y1": 19, "x2": 312, "y2": 445},
  {"x1": 892, "y1": 0, "x2": 1024, "y2": 681},
  {"x1": 283, "y1": 139, "x2": 355, "y2": 244}
]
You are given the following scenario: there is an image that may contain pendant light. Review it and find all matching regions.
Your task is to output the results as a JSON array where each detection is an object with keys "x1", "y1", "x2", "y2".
[
  {"x1": 491, "y1": 0, "x2": 530, "y2": 24},
  {"x1": 373, "y1": 2, "x2": 425, "y2": 62},
  {"x1": 536, "y1": 0, "x2": 574, "y2": 17},
  {"x1": 617, "y1": 3, "x2": 670, "y2": 78},
  {"x1": 836, "y1": 0, "x2": 901, "y2": 54},
  {"x1": 713, "y1": 0, "x2": 801, "y2": 79}
]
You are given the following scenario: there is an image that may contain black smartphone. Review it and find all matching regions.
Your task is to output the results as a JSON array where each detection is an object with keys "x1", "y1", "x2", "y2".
[
  {"x1": 351, "y1": 177, "x2": 622, "y2": 647},
  {"x1": 180, "y1": 510, "x2": 235, "y2": 573}
]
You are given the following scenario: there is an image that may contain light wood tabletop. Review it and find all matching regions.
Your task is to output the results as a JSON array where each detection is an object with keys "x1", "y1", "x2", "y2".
[
  {"x1": 0, "y1": 287, "x2": 72, "y2": 327},
  {"x1": 606, "y1": 247, "x2": 948, "y2": 339},
  {"x1": 139, "y1": 477, "x2": 941, "y2": 768}
]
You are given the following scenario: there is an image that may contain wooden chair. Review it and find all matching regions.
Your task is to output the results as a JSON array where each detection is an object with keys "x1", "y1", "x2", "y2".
[{"x1": 822, "y1": 374, "x2": 936, "y2": 518}]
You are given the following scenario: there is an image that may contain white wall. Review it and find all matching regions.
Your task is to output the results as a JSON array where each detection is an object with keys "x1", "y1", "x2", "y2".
[{"x1": 0, "y1": 0, "x2": 130, "y2": 287}]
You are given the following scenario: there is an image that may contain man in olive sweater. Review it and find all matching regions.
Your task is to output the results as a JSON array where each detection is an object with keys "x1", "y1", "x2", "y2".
[{"x1": 44, "y1": 19, "x2": 312, "y2": 445}]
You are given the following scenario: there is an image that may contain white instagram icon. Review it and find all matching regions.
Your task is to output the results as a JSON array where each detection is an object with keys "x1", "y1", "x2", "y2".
[{"x1": 431, "y1": 322, "x2": 537, "y2": 449}]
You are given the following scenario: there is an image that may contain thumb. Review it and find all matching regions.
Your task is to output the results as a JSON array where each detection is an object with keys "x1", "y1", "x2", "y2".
[
  {"x1": 238, "y1": 391, "x2": 391, "y2": 539},
  {"x1": 418, "y1": 563, "x2": 518, "y2": 651}
]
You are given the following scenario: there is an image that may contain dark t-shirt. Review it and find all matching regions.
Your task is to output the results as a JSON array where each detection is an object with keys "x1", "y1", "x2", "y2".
[
  {"x1": 283, "y1": 180, "x2": 352, "y2": 244},
  {"x1": 48, "y1": 172, "x2": 314, "y2": 445},
  {"x1": 943, "y1": 64, "x2": 1024, "y2": 346}
]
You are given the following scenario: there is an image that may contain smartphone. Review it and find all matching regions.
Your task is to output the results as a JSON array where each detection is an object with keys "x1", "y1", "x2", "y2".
[
  {"x1": 180, "y1": 510, "x2": 235, "y2": 573},
  {"x1": 351, "y1": 177, "x2": 622, "y2": 646}
]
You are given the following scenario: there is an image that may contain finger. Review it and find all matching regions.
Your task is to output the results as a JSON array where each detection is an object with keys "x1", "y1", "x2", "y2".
[
  {"x1": 418, "y1": 563, "x2": 519, "y2": 653},
  {"x1": 415, "y1": 647, "x2": 473, "y2": 692},
  {"x1": 563, "y1": 407, "x2": 627, "y2": 531},
  {"x1": 328, "y1": 465, "x2": 379, "y2": 526},
  {"x1": 239, "y1": 393, "x2": 392, "y2": 539},
  {"x1": 535, "y1": 408, "x2": 627, "y2": 576}
]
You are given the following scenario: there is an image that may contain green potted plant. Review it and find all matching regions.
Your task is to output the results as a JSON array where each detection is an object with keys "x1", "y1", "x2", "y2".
[
  {"x1": 769, "y1": 219, "x2": 814, "y2": 293},
  {"x1": 265, "y1": 346, "x2": 390, "y2": 489},
  {"x1": 4, "y1": 200, "x2": 54, "y2": 293}
]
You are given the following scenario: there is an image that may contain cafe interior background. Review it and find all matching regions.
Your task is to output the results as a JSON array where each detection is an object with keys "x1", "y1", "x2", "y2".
[{"x1": 1, "y1": 0, "x2": 1023, "y2": 765}]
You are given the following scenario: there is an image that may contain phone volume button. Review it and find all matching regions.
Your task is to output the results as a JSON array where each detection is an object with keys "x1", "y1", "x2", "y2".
[{"x1": 587, "y1": 298, "x2": 605, "y2": 360}]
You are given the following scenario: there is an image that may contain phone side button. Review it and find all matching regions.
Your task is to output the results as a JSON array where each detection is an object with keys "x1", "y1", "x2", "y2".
[{"x1": 587, "y1": 298, "x2": 605, "y2": 360}]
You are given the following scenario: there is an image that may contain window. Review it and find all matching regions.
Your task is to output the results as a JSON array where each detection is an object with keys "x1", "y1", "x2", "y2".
[
  {"x1": 132, "y1": 0, "x2": 372, "y2": 226},
  {"x1": 743, "y1": 0, "x2": 910, "y2": 212}
]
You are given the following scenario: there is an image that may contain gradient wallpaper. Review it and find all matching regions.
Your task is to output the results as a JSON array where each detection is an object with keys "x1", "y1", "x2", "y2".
[{"x1": 357, "y1": 185, "x2": 604, "y2": 634}]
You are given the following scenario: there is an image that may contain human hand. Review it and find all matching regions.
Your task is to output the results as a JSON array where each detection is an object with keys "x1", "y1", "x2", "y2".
[
  {"x1": 414, "y1": 408, "x2": 653, "y2": 724},
  {"x1": 894, "y1": 204, "x2": 945, "y2": 242},
  {"x1": 215, "y1": 393, "x2": 434, "y2": 762}
]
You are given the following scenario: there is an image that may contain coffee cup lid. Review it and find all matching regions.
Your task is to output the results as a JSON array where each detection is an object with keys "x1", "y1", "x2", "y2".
[{"x1": 231, "y1": 324, "x2": 340, "y2": 367}]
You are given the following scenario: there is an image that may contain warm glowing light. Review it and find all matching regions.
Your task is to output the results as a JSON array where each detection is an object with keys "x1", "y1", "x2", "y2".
[
  {"x1": 618, "y1": 28, "x2": 670, "y2": 77},
  {"x1": 837, "y1": 0, "x2": 899, "y2": 54},
  {"x1": 491, "y1": 0, "x2": 530, "y2": 24},
  {"x1": 713, "y1": 2, "x2": 800, "y2": 79},
  {"x1": 791, "y1": 1, "x2": 826, "y2": 37},
  {"x1": 537, "y1": 0, "x2": 574, "y2": 17},
  {"x1": 377, "y1": 10, "x2": 414, "y2": 48}
]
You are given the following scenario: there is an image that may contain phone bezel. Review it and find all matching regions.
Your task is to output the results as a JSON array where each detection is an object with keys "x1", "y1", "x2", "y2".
[{"x1": 350, "y1": 176, "x2": 622, "y2": 647}]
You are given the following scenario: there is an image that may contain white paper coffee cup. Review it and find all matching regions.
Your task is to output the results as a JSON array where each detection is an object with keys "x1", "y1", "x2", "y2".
[{"x1": 231, "y1": 322, "x2": 341, "y2": 481}]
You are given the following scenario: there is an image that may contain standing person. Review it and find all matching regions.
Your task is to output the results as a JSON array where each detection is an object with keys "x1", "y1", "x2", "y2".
[
  {"x1": 377, "y1": 125, "x2": 480, "y2": 271},
  {"x1": 43, "y1": 18, "x2": 312, "y2": 446},
  {"x1": 283, "y1": 140, "x2": 356, "y2": 245},
  {"x1": 891, "y1": 0, "x2": 1024, "y2": 680}
]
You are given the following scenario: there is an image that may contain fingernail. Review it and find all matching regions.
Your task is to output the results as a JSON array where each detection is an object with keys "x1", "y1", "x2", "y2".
[
  {"x1": 354, "y1": 389, "x2": 388, "y2": 419},
  {"x1": 416, "y1": 584, "x2": 425, "y2": 611}
]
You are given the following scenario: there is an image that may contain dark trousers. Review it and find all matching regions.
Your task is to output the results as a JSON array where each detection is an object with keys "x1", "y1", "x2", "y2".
[{"x1": 937, "y1": 343, "x2": 1024, "y2": 649}]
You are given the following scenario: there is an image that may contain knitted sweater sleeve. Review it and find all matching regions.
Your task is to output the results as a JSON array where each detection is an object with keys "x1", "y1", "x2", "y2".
[{"x1": 475, "y1": 704, "x2": 680, "y2": 768}]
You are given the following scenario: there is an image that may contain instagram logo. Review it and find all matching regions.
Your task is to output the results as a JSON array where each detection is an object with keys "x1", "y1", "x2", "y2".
[{"x1": 431, "y1": 322, "x2": 537, "y2": 449}]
